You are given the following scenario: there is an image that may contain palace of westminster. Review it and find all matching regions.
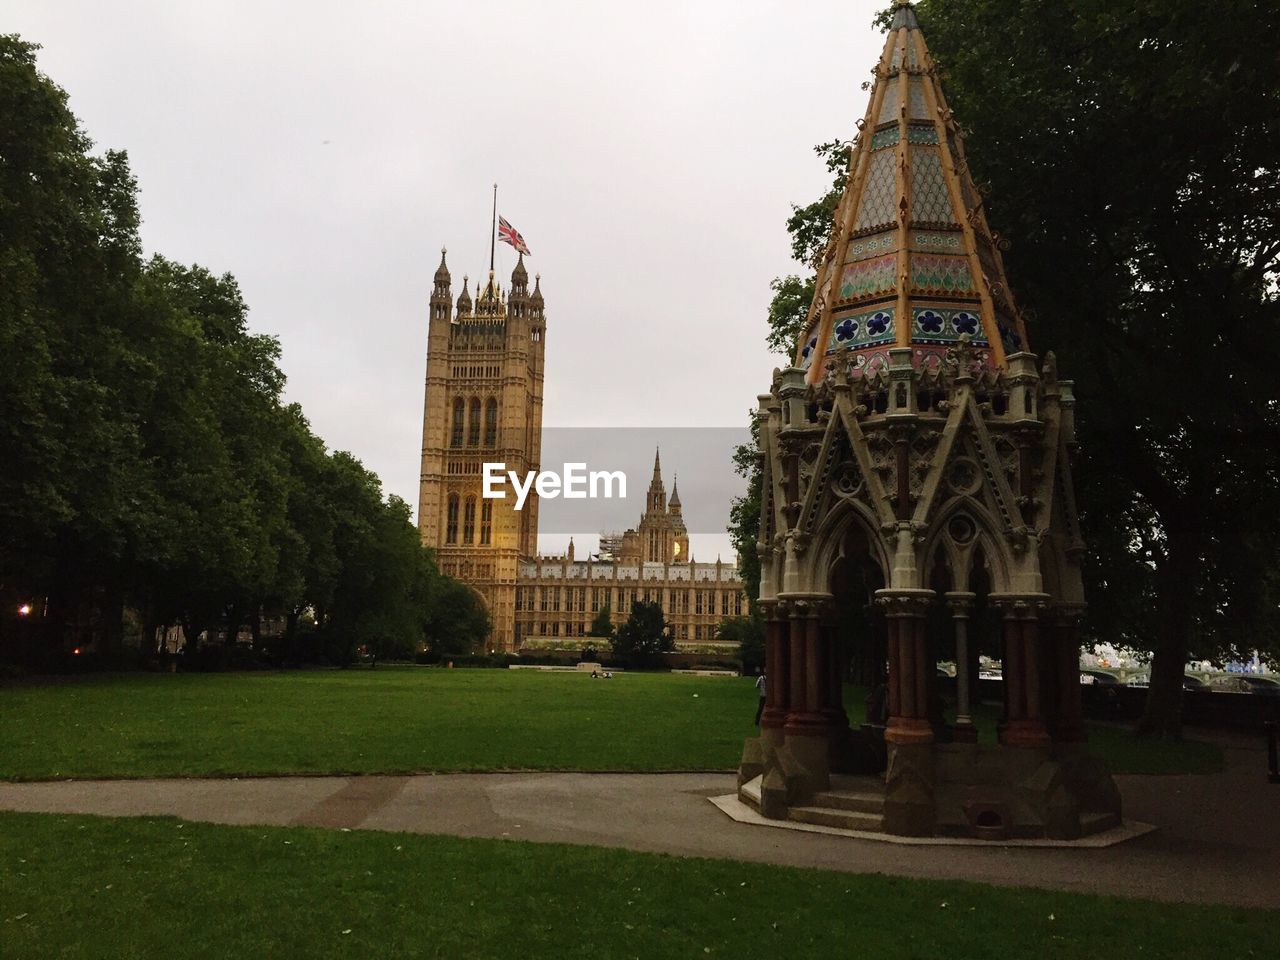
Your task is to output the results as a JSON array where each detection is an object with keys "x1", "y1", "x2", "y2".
[{"x1": 416, "y1": 254, "x2": 744, "y2": 653}]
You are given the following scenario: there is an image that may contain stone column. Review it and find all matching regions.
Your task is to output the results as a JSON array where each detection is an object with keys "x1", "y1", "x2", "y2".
[
  {"x1": 760, "y1": 602, "x2": 789, "y2": 732},
  {"x1": 1053, "y1": 606, "x2": 1087, "y2": 743},
  {"x1": 878, "y1": 592, "x2": 934, "y2": 745},
  {"x1": 783, "y1": 598, "x2": 833, "y2": 793},
  {"x1": 946, "y1": 591, "x2": 977, "y2": 742},
  {"x1": 1000, "y1": 600, "x2": 1050, "y2": 748}
]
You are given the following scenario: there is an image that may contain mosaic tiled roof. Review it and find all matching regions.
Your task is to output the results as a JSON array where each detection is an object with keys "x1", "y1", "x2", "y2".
[{"x1": 796, "y1": 1, "x2": 1030, "y2": 380}]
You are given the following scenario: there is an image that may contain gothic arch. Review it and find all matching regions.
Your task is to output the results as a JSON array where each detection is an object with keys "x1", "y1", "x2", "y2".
[
  {"x1": 805, "y1": 495, "x2": 891, "y2": 595},
  {"x1": 920, "y1": 495, "x2": 1016, "y2": 595}
]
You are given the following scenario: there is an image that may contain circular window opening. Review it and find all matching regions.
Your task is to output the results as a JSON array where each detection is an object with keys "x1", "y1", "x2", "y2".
[{"x1": 948, "y1": 515, "x2": 976, "y2": 545}]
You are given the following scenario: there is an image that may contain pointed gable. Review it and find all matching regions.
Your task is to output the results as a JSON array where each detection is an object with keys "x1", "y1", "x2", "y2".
[{"x1": 797, "y1": 1, "x2": 1030, "y2": 381}]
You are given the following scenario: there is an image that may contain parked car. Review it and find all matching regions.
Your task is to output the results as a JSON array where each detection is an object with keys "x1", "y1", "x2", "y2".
[
  {"x1": 1125, "y1": 674, "x2": 1150, "y2": 688},
  {"x1": 1183, "y1": 675, "x2": 1207, "y2": 691},
  {"x1": 1080, "y1": 669, "x2": 1120, "y2": 685},
  {"x1": 1207, "y1": 675, "x2": 1280, "y2": 696}
]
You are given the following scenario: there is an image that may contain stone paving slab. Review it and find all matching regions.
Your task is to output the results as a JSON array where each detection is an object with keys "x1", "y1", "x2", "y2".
[
  {"x1": 707, "y1": 793, "x2": 1156, "y2": 847},
  {"x1": 0, "y1": 737, "x2": 1276, "y2": 910}
]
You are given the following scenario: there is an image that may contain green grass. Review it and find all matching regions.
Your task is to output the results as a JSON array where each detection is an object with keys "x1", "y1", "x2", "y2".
[
  {"x1": 0, "y1": 812, "x2": 1273, "y2": 960},
  {"x1": 0, "y1": 668, "x2": 1221, "y2": 779}
]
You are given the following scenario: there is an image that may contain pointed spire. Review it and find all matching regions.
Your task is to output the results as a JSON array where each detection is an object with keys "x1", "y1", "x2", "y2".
[
  {"x1": 669, "y1": 473, "x2": 681, "y2": 510},
  {"x1": 434, "y1": 247, "x2": 450, "y2": 281},
  {"x1": 456, "y1": 275, "x2": 472, "y2": 315},
  {"x1": 512, "y1": 251, "x2": 528, "y2": 286},
  {"x1": 531, "y1": 273, "x2": 543, "y2": 305},
  {"x1": 794, "y1": 0, "x2": 1028, "y2": 381},
  {"x1": 652, "y1": 447, "x2": 662, "y2": 480}
]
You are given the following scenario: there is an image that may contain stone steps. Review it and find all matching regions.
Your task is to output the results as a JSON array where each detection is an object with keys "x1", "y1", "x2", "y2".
[{"x1": 787, "y1": 804, "x2": 884, "y2": 832}]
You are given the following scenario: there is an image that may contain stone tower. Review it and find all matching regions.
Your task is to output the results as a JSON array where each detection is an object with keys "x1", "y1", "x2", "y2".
[
  {"x1": 618, "y1": 449, "x2": 690, "y2": 564},
  {"x1": 737, "y1": 2, "x2": 1120, "y2": 839},
  {"x1": 418, "y1": 249, "x2": 546, "y2": 651}
]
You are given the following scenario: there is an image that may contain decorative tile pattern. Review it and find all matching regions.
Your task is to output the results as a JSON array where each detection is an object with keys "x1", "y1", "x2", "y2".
[
  {"x1": 906, "y1": 124, "x2": 938, "y2": 145},
  {"x1": 846, "y1": 232, "x2": 896, "y2": 263},
  {"x1": 908, "y1": 79, "x2": 930, "y2": 120},
  {"x1": 855, "y1": 149, "x2": 897, "y2": 231},
  {"x1": 839, "y1": 255, "x2": 896, "y2": 301},
  {"x1": 911, "y1": 307, "x2": 988, "y2": 343},
  {"x1": 996, "y1": 314, "x2": 1024, "y2": 354},
  {"x1": 912, "y1": 232, "x2": 963, "y2": 254},
  {"x1": 799, "y1": 333, "x2": 819, "y2": 370},
  {"x1": 870, "y1": 127, "x2": 900, "y2": 150},
  {"x1": 825, "y1": 305, "x2": 896, "y2": 354},
  {"x1": 911, "y1": 255, "x2": 975, "y2": 294},
  {"x1": 878, "y1": 82, "x2": 900, "y2": 124},
  {"x1": 910, "y1": 149, "x2": 956, "y2": 225}
]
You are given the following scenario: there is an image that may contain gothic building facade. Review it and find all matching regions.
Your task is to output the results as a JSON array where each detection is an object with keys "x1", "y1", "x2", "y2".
[
  {"x1": 513, "y1": 451, "x2": 743, "y2": 650},
  {"x1": 417, "y1": 251, "x2": 546, "y2": 651},
  {"x1": 418, "y1": 257, "x2": 743, "y2": 652}
]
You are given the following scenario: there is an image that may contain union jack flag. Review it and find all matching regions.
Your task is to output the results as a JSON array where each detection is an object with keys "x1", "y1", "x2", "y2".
[{"x1": 498, "y1": 216, "x2": 531, "y2": 256}]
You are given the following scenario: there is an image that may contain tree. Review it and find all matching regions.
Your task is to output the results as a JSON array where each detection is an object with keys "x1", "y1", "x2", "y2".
[
  {"x1": 588, "y1": 604, "x2": 614, "y2": 639},
  {"x1": 424, "y1": 578, "x2": 490, "y2": 657},
  {"x1": 750, "y1": 1, "x2": 1280, "y2": 737},
  {"x1": 912, "y1": 0, "x2": 1280, "y2": 737},
  {"x1": 609, "y1": 600, "x2": 672, "y2": 667},
  {"x1": 717, "y1": 615, "x2": 764, "y2": 674},
  {"x1": 0, "y1": 36, "x2": 485, "y2": 672}
]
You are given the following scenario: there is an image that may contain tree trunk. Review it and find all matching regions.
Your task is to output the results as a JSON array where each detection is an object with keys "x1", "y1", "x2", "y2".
[{"x1": 1137, "y1": 522, "x2": 1198, "y2": 739}]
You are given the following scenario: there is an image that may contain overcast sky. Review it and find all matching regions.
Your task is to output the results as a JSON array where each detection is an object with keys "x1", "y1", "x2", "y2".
[{"x1": 8, "y1": 0, "x2": 887, "y2": 559}]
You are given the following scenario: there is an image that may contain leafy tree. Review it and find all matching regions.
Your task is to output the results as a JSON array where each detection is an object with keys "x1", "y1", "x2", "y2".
[
  {"x1": 588, "y1": 603, "x2": 614, "y2": 639},
  {"x1": 423, "y1": 577, "x2": 490, "y2": 657},
  {"x1": 747, "y1": 1, "x2": 1280, "y2": 737},
  {"x1": 717, "y1": 615, "x2": 764, "y2": 674},
  {"x1": 0, "y1": 36, "x2": 486, "y2": 673},
  {"x1": 912, "y1": 0, "x2": 1280, "y2": 736},
  {"x1": 609, "y1": 600, "x2": 672, "y2": 667}
]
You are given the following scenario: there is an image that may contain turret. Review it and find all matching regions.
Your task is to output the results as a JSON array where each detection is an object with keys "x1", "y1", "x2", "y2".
[
  {"x1": 430, "y1": 248, "x2": 452, "y2": 322},
  {"x1": 456, "y1": 276, "x2": 472, "y2": 318},
  {"x1": 669, "y1": 475, "x2": 682, "y2": 516}
]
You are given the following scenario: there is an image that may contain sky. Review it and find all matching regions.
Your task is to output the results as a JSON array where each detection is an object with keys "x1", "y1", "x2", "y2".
[{"x1": 6, "y1": 0, "x2": 888, "y2": 559}]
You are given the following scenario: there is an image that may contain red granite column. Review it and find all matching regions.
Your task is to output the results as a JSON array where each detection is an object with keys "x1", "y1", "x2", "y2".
[
  {"x1": 885, "y1": 614, "x2": 901, "y2": 721},
  {"x1": 760, "y1": 603, "x2": 789, "y2": 730},
  {"x1": 788, "y1": 603, "x2": 806, "y2": 721},
  {"x1": 1055, "y1": 608, "x2": 1087, "y2": 743},
  {"x1": 883, "y1": 596, "x2": 934, "y2": 745},
  {"x1": 1004, "y1": 603, "x2": 1050, "y2": 748}
]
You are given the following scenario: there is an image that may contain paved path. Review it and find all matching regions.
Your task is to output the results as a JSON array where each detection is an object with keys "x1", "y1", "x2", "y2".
[{"x1": 1, "y1": 735, "x2": 1276, "y2": 909}]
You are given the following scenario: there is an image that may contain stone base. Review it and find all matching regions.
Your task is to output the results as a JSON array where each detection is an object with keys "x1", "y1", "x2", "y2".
[{"x1": 736, "y1": 734, "x2": 1122, "y2": 840}]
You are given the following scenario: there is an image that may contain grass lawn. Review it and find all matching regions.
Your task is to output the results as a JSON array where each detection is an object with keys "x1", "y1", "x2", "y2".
[
  {"x1": 1, "y1": 812, "x2": 1273, "y2": 960},
  {"x1": 0, "y1": 667, "x2": 1221, "y2": 780}
]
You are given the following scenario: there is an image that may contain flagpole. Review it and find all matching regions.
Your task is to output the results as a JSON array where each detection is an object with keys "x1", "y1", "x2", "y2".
[{"x1": 489, "y1": 183, "x2": 497, "y2": 274}]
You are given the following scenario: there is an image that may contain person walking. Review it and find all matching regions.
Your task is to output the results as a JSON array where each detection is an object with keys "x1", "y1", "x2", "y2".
[{"x1": 754, "y1": 670, "x2": 767, "y2": 726}]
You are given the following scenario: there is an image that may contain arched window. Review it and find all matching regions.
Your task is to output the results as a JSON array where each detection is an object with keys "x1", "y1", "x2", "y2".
[
  {"x1": 484, "y1": 398, "x2": 498, "y2": 447},
  {"x1": 480, "y1": 500, "x2": 492, "y2": 545},
  {"x1": 463, "y1": 497, "x2": 476, "y2": 543},
  {"x1": 446, "y1": 494, "x2": 459, "y2": 544},
  {"x1": 451, "y1": 398, "x2": 465, "y2": 448},
  {"x1": 468, "y1": 398, "x2": 481, "y2": 446}
]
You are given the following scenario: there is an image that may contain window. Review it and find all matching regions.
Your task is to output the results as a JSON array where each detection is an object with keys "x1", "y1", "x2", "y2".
[
  {"x1": 695, "y1": 591, "x2": 703, "y2": 615},
  {"x1": 446, "y1": 494, "x2": 459, "y2": 544},
  {"x1": 721, "y1": 592, "x2": 729, "y2": 616},
  {"x1": 480, "y1": 500, "x2": 492, "y2": 545},
  {"x1": 484, "y1": 398, "x2": 498, "y2": 447},
  {"x1": 463, "y1": 497, "x2": 476, "y2": 543},
  {"x1": 468, "y1": 398, "x2": 481, "y2": 446},
  {"x1": 451, "y1": 399, "x2": 465, "y2": 447}
]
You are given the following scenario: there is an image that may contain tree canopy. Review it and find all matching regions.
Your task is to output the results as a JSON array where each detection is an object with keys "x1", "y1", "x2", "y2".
[{"x1": 0, "y1": 35, "x2": 488, "y2": 666}]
